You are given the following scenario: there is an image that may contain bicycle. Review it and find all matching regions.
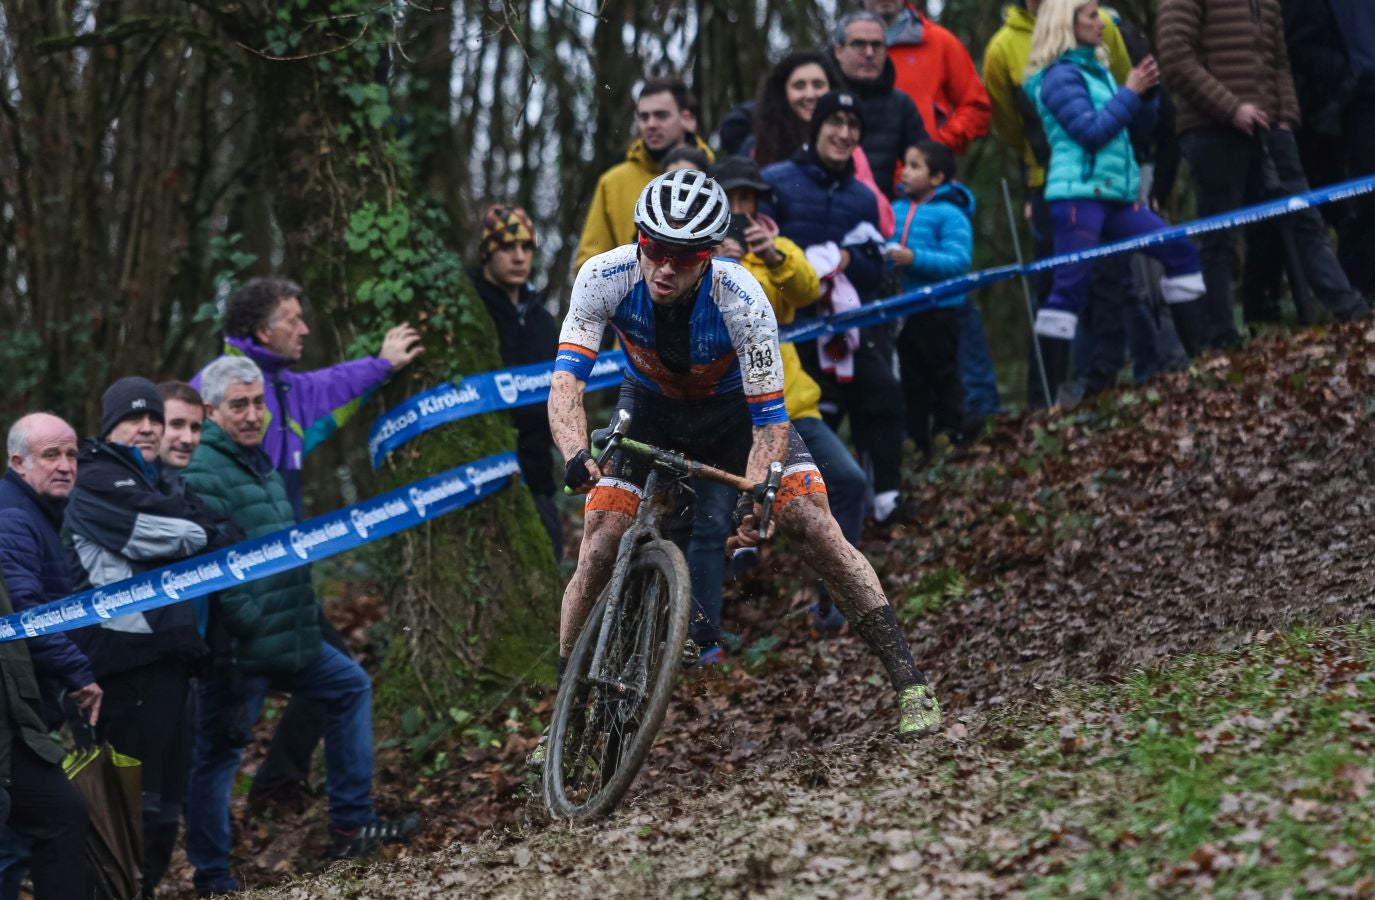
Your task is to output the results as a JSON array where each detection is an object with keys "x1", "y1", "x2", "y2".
[{"x1": 542, "y1": 409, "x2": 782, "y2": 819}]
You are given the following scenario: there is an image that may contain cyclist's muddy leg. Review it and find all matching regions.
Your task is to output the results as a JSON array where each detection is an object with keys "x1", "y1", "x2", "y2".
[
  {"x1": 559, "y1": 508, "x2": 632, "y2": 658},
  {"x1": 778, "y1": 494, "x2": 929, "y2": 691}
]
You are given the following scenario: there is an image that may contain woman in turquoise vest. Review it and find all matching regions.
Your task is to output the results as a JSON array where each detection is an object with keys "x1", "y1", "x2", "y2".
[{"x1": 1024, "y1": 0, "x2": 1205, "y2": 342}]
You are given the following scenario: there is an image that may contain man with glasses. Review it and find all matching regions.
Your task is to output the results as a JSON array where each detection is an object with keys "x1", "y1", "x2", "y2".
[
  {"x1": 547, "y1": 170, "x2": 941, "y2": 742},
  {"x1": 863, "y1": 0, "x2": 991, "y2": 155},
  {"x1": 829, "y1": 10, "x2": 929, "y2": 197}
]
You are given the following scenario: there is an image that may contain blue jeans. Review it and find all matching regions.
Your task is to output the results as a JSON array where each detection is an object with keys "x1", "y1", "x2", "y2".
[
  {"x1": 957, "y1": 305, "x2": 1003, "y2": 418},
  {"x1": 684, "y1": 416, "x2": 867, "y2": 646},
  {"x1": 0, "y1": 828, "x2": 28, "y2": 900},
  {"x1": 185, "y1": 643, "x2": 375, "y2": 894}
]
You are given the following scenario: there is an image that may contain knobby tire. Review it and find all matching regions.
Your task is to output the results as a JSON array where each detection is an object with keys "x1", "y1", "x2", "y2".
[{"x1": 543, "y1": 539, "x2": 690, "y2": 819}]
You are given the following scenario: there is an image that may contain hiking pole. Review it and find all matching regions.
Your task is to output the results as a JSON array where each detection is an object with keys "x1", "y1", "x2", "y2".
[{"x1": 1001, "y1": 177, "x2": 1053, "y2": 406}]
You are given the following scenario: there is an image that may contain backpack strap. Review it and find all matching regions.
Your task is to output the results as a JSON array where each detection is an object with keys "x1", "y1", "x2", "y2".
[{"x1": 899, "y1": 200, "x2": 921, "y2": 248}]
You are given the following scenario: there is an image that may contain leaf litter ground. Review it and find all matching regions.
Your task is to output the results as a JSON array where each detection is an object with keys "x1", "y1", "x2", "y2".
[{"x1": 168, "y1": 324, "x2": 1375, "y2": 897}]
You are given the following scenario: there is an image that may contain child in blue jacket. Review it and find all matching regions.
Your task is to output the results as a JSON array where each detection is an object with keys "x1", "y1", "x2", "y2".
[
  {"x1": 888, "y1": 141, "x2": 974, "y2": 456},
  {"x1": 1023, "y1": 0, "x2": 1204, "y2": 342}
]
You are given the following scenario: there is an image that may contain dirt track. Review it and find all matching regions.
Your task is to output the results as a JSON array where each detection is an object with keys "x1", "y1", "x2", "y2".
[{"x1": 226, "y1": 325, "x2": 1375, "y2": 898}]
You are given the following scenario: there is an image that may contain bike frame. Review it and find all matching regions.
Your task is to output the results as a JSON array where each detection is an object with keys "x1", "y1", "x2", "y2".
[
  {"x1": 585, "y1": 466, "x2": 673, "y2": 699},
  {"x1": 579, "y1": 413, "x2": 781, "y2": 701}
]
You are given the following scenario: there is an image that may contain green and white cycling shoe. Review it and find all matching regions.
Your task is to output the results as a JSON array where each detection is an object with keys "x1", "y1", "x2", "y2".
[{"x1": 897, "y1": 683, "x2": 941, "y2": 741}]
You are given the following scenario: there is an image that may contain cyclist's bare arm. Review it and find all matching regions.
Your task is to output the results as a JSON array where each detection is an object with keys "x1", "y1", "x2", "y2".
[
  {"x1": 745, "y1": 421, "x2": 790, "y2": 492},
  {"x1": 549, "y1": 371, "x2": 601, "y2": 488}
]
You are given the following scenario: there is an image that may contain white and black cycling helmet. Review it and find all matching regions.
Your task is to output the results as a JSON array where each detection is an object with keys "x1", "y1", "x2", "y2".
[{"x1": 634, "y1": 169, "x2": 731, "y2": 249}]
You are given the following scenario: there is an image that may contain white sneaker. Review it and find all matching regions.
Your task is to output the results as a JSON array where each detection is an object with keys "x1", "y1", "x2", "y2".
[
  {"x1": 872, "y1": 489, "x2": 899, "y2": 523},
  {"x1": 1034, "y1": 308, "x2": 1078, "y2": 340},
  {"x1": 1161, "y1": 272, "x2": 1206, "y2": 304}
]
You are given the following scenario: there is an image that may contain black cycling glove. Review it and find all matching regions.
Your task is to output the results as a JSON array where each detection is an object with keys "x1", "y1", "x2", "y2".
[
  {"x1": 564, "y1": 449, "x2": 597, "y2": 491},
  {"x1": 732, "y1": 491, "x2": 757, "y2": 529}
]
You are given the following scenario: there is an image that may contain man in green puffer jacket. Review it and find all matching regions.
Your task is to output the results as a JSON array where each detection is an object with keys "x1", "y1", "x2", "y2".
[{"x1": 180, "y1": 356, "x2": 417, "y2": 896}]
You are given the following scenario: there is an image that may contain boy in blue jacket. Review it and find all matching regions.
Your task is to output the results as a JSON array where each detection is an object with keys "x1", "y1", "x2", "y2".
[{"x1": 888, "y1": 141, "x2": 975, "y2": 456}]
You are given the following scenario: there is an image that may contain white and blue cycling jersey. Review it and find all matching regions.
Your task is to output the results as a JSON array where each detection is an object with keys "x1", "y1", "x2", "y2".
[{"x1": 554, "y1": 243, "x2": 788, "y2": 426}]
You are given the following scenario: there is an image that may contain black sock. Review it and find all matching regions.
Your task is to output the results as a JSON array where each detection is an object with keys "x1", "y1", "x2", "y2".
[
  {"x1": 850, "y1": 606, "x2": 926, "y2": 691},
  {"x1": 556, "y1": 655, "x2": 568, "y2": 687}
]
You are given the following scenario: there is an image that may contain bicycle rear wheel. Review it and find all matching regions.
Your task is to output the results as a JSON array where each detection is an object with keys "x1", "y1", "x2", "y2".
[{"x1": 543, "y1": 538, "x2": 690, "y2": 819}]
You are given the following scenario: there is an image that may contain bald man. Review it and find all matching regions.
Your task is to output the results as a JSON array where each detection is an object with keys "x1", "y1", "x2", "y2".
[{"x1": 0, "y1": 414, "x2": 102, "y2": 728}]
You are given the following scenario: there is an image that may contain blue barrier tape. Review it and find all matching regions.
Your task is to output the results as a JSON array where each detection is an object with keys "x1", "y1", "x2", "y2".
[
  {"x1": 368, "y1": 170, "x2": 1375, "y2": 467},
  {"x1": 0, "y1": 452, "x2": 520, "y2": 644},
  {"x1": 368, "y1": 354, "x2": 626, "y2": 466}
]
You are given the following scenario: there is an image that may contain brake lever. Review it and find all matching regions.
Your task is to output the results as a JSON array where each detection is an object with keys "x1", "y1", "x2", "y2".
[
  {"x1": 565, "y1": 410, "x2": 632, "y2": 495},
  {"x1": 752, "y1": 461, "x2": 784, "y2": 539},
  {"x1": 594, "y1": 408, "x2": 631, "y2": 470}
]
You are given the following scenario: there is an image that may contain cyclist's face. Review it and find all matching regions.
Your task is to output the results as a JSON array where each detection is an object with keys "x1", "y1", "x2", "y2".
[{"x1": 638, "y1": 245, "x2": 710, "y2": 304}]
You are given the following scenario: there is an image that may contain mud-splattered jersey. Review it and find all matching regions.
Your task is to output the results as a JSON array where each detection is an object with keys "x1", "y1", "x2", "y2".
[{"x1": 554, "y1": 243, "x2": 788, "y2": 426}]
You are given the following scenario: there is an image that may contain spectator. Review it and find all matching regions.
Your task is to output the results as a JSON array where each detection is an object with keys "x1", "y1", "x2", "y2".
[
  {"x1": 1158, "y1": 0, "x2": 1369, "y2": 350},
  {"x1": 887, "y1": 141, "x2": 976, "y2": 456},
  {"x1": 0, "y1": 415, "x2": 100, "y2": 729},
  {"x1": 1282, "y1": 0, "x2": 1375, "y2": 300},
  {"x1": 828, "y1": 11, "x2": 929, "y2": 197},
  {"x1": 194, "y1": 277, "x2": 423, "y2": 520},
  {"x1": 662, "y1": 145, "x2": 711, "y2": 172},
  {"x1": 762, "y1": 91, "x2": 913, "y2": 525},
  {"x1": 0, "y1": 414, "x2": 98, "y2": 900},
  {"x1": 181, "y1": 357, "x2": 418, "y2": 895},
  {"x1": 193, "y1": 275, "x2": 420, "y2": 814},
  {"x1": 158, "y1": 381, "x2": 205, "y2": 475},
  {"x1": 468, "y1": 205, "x2": 563, "y2": 561},
  {"x1": 0, "y1": 575, "x2": 89, "y2": 900},
  {"x1": 985, "y1": 0, "x2": 1132, "y2": 199},
  {"x1": 750, "y1": 50, "x2": 895, "y2": 237},
  {"x1": 985, "y1": 0, "x2": 1139, "y2": 405},
  {"x1": 862, "y1": 0, "x2": 991, "y2": 154},
  {"x1": 157, "y1": 381, "x2": 233, "y2": 643},
  {"x1": 65, "y1": 377, "x2": 233, "y2": 899},
  {"x1": 692, "y1": 155, "x2": 868, "y2": 653},
  {"x1": 574, "y1": 77, "x2": 714, "y2": 268},
  {"x1": 1025, "y1": 0, "x2": 1206, "y2": 346}
]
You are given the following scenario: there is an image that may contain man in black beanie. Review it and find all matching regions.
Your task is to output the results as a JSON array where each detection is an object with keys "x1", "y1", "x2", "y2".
[
  {"x1": 64, "y1": 375, "x2": 239, "y2": 900},
  {"x1": 761, "y1": 89, "x2": 919, "y2": 526}
]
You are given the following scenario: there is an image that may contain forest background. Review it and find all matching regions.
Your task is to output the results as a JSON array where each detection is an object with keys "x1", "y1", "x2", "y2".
[{"x1": 0, "y1": 0, "x2": 1165, "y2": 707}]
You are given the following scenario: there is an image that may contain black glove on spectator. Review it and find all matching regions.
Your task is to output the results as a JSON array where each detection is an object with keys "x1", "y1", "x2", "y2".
[{"x1": 564, "y1": 449, "x2": 596, "y2": 491}]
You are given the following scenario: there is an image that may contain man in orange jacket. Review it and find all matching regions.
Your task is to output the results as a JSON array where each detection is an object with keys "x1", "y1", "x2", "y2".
[{"x1": 863, "y1": 0, "x2": 991, "y2": 154}]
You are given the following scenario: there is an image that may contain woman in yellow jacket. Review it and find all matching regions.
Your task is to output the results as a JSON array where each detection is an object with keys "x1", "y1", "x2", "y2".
[{"x1": 685, "y1": 157, "x2": 871, "y2": 665}]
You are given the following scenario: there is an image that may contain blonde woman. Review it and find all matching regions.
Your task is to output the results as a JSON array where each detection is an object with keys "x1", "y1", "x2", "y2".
[{"x1": 1023, "y1": 0, "x2": 1205, "y2": 342}]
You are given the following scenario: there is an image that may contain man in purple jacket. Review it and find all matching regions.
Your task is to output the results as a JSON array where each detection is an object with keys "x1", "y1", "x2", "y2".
[
  {"x1": 192, "y1": 276, "x2": 422, "y2": 811},
  {"x1": 193, "y1": 276, "x2": 423, "y2": 520}
]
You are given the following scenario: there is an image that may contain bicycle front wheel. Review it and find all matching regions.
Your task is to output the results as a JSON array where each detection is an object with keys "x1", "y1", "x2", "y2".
[{"x1": 543, "y1": 538, "x2": 691, "y2": 819}]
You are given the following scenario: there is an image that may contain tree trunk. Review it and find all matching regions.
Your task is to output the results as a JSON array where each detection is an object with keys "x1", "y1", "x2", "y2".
[{"x1": 219, "y1": 2, "x2": 561, "y2": 715}]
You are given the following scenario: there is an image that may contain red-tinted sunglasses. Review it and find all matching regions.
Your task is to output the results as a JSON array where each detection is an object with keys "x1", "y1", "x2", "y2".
[{"x1": 638, "y1": 233, "x2": 712, "y2": 267}]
